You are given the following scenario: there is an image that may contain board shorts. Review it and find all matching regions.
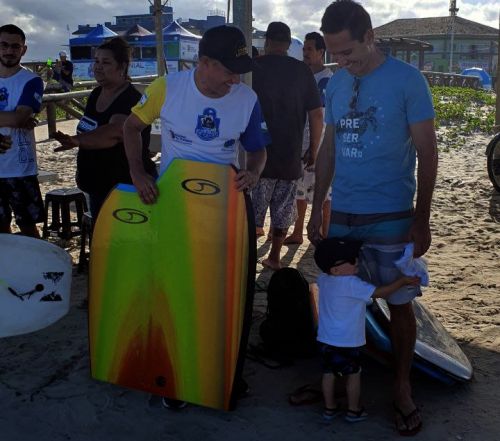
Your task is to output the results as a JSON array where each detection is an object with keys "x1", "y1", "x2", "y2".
[
  {"x1": 251, "y1": 178, "x2": 297, "y2": 230},
  {"x1": 0, "y1": 175, "x2": 45, "y2": 227},
  {"x1": 328, "y1": 210, "x2": 421, "y2": 305},
  {"x1": 296, "y1": 166, "x2": 332, "y2": 203},
  {"x1": 319, "y1": 343, "x2": 362, "y2": 377}
]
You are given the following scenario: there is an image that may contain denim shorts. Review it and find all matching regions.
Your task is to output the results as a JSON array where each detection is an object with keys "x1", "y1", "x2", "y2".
[
  {"x1": 319, "y1": 343, "x2": 362, "y2": 377},
  {"x1": 328, "y1": 211, "x2": 421, "y2": 305}
]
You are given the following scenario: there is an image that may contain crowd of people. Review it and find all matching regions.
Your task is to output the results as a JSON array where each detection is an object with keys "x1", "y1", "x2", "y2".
[{"x1": 0, "y1": 0, "x2": 438, "y2": 436}]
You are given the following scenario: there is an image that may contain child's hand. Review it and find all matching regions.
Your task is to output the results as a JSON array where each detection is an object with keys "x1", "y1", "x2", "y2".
[{"x1": 402, "y1": 276, "x2": 421, "y2": 286}]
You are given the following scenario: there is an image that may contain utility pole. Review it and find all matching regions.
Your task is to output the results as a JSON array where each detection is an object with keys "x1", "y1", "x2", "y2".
[
  {"x1": 448, "y1": 0, "x2": 459, "y2": 73},
  {"x1": 227, "y1": 0, "x2": 231, "y2": 23},
  {"x1": 232, "y1": 0, "x2": 252, "y2": 85},
  {"x1": 149, "y1": 0, "x2": 168, "y2": 76}
]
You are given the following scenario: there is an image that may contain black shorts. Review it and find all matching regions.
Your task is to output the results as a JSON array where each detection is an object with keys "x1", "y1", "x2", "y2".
[
  {"x1": 0, "y1": 175, "x2": 45, "y2": 227},
  {"x1": 319, "y1": 343, "x2": 362, "y2": 378}
]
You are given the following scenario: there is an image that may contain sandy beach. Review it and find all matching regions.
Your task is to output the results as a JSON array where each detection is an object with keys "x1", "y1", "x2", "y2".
[{"x1": 0, "y1": 119, "x2": 499, "y2": 441}]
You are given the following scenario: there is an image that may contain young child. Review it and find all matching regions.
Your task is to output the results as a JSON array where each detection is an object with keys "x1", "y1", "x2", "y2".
[{"x1": 313, "y1": 237, "x2": 420, "y2": 423}]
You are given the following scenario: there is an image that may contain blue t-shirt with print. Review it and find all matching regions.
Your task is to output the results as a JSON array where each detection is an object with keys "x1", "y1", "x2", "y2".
[{"x1": 324, "y1": 56, "x2": 435, "y2": 214}]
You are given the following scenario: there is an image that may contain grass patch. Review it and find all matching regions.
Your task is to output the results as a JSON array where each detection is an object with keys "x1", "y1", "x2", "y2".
[{"x1": 431, "y1": 86, "x2": 496, "y2": 150}]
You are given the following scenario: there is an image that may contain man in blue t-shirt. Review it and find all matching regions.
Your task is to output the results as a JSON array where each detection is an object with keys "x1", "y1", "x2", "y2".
[{"x1": 307, "y1": 1, "x2": 438, "y2": 436}]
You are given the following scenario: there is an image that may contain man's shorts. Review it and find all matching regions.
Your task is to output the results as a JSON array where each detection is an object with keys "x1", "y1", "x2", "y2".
[
  {"x1": 328, "y1": 211, "x2": 421, "y2": 305},
  {"x1": 296, "y1": 166, "x2": 332, "y2": 203},
  {"x1": 319, "y1": 342, "x2": 362, "y2": 378},
  {"x1": 251, "y1": 178, "x2": 297, "y2": 229},
  {"x1": 0, "y1": 175, "x2": 45, "y2": 227}
]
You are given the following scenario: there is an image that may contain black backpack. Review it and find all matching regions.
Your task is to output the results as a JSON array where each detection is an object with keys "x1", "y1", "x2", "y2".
[{"x1": 259, "y1": 268, "x2": 316, "y2": 359}]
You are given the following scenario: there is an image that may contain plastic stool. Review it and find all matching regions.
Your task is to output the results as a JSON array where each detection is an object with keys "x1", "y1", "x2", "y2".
[
  {"x1": 42, "y1": 188, "x2": 88, "y2": 240},
  {"x1": 78, "y1": 212, "x2": 93, "y2": 273}
]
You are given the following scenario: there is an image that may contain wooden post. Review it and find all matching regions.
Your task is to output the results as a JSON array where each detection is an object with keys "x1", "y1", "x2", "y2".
[
  {"x1": 232, "y1": 0, "x2": 252, "y2": 170},
  {"x1": 150, "y1": 0, "x2": 166, "y2": 77},
  {"x1": 46, "y1": 102, "x2": 57, "y2": 138},
  {"x1": 232, "y1": 0, "x2": 252, "y2": 86}
]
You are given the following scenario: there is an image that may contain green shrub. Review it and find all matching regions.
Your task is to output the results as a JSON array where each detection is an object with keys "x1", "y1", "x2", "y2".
[{"x1": 431, "y1": 86, "x2": 496, "y2": 149}]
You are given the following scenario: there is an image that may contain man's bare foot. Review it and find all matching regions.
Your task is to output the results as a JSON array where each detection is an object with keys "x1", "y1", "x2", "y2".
[
  {"x1": 261, "y1": 258, "x2": 281, "y2": 271},
  {"x1": 256, "y1": 227, "x2": 265, "y2": 237},
  {"x1": 283, "y1": 233, "x2": 303, "y2": 245},
  {"x1": 394, "y1": 398, "x2": 422, "y2": 436}
]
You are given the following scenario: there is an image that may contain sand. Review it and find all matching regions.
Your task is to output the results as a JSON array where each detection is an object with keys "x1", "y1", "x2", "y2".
[{"x1": 0, "y1": 119, "x2": 499, "y2": 441}]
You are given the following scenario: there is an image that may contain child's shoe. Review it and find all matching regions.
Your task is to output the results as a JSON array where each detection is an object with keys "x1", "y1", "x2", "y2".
[
  {"x1": 322, "y1": 406, "x2": 342, "y2": 421},
  {"x1": 344, "y1": 407, "x2": 368, "y2": 423}
]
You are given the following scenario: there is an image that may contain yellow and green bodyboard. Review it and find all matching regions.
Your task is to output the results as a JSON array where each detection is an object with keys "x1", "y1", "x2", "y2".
[{"x1": 89, "y1": 159, "x2": 256, "y2": 410}]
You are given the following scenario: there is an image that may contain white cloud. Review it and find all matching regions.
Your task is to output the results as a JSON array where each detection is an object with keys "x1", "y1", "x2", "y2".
[{"x1": 0, "y1": 0, "x2": 496, "y2": 61}]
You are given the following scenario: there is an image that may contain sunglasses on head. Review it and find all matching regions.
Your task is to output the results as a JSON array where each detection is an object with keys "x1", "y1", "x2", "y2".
[{"x1": 0, "y1": 42, "x2": 23, "y2": 51}]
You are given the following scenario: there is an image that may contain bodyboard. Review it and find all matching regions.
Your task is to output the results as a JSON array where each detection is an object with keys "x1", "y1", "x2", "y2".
[
  {"x1": 369, "y1": 299, "x2": 473, "y2": 382},
  {"x1": 89, "y1": 159, "x2": 256, "y2": 410},
  {"x1": 0, "y1": 234, "x2": 72, "y2": 338},
  {"x1": 309, "y1": 284, "x2": 472, "y2": 382}
]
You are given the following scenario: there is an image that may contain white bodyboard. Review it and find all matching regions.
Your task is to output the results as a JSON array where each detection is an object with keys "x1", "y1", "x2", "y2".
[{"x1": 0, "y1": 234, "x2": 72, "y2": 337}]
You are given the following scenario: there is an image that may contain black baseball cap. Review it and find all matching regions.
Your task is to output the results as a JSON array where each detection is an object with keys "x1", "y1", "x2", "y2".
[
  {"x1": 198, "y1": 25, "x2": 254, "y2": 74},
  {"x1": 314, "y1": 238, "x2": 363, "y2": 273},
  {"x1": 265, "y1": 21, "x2": 291, "y2": 43}
]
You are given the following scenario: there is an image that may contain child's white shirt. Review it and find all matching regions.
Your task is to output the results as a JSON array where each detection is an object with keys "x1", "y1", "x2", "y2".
[{"x1": 316, "y1": 273, "x2": 375, "y2": 347}]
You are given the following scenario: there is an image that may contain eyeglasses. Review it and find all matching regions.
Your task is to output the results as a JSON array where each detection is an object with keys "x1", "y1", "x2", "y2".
[
  {"x1": 349, "y1": 77, "x2": 360, "y2": 111},
  {"x1": 0, "y1": 42, "x2": 24, "y2": 51}
]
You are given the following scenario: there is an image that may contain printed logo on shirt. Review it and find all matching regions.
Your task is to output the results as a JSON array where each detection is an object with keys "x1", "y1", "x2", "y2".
[
  {"x1": 170, "y1": 129, "x2": 192, "y2": 145},
  {"x1": 336, "y1": 106, "x2": 378, "y2": 159},
  {"x1": 17, "y1": 129, "x2": 35, "y2": 164},
  {"x1": 77, "y1": 116, "x2": 98, "y2": 134},
  {"x1": 195, "y1": 107, "x2": 220, "y2": 141},
  {"x1": 138, "y1": 94, "x2": 148, "y2": 106},
  {"x1": 33, "y1": 92, "x2": 42, "y2": 104},
  {"x1": 0, "y1": 87, "x2": 8, "y2": 111}
]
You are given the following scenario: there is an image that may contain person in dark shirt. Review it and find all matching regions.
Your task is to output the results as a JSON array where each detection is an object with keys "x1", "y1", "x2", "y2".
[
  {"x1": 252, "y1": 21, "x2": 323, "y2": 270},
  {"x1": 55, "y1": 50, "x2": 73, "y2": 92},
  {"x1": 53, "y1": 38, "x2": 156, "y2": 218}
]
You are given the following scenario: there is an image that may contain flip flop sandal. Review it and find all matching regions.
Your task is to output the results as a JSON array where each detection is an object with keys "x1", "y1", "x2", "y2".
[
  {"x1": 393, "y1": 403, "x2": 423, "y2": 436},
  {"x1": 288, "y1": 384, "x2": 322, "y2": 406},
  {"x1": 344, "y1": 407, "x2": 368, "y2": 423},
  {"x1": 322, "y1": 406, "x2": 342, "y2": 421}
]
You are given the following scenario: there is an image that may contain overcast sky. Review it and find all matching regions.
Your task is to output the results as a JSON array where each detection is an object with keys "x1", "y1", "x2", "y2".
[{"x1": 1, "y1": 0, "x2": 498, "y2": 61}]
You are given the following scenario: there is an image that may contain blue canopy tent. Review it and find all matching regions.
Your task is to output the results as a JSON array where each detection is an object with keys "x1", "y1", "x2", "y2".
[
  {"x1": 69, "y1": 24, "x2": 119, "y2": 78},
  {"x1": 136, "y1": 20, "x2": 200, "y2": 72},
  {"x1": 69, "y1": 24, "x2": 118, "y2": 47},
  {"x1": 460, "y1": 67, "x2": 492, "y2": 90}
]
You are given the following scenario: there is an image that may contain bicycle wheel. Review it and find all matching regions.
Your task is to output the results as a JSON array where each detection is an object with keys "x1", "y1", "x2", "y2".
[{"x1": 487, "y1": 133, "x2": 500, "y2": 193}]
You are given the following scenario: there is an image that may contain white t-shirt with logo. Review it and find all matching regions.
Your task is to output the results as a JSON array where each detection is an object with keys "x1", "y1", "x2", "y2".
[
  {"x1": 132, "y1": 69, "x2": 265, "y2": 175},
  {"x1": 0, "y1": 68, "x2": 43, "y2": 178},
  {"x1": 316, "y1": 272, "x2": 375, "y2": 347}
]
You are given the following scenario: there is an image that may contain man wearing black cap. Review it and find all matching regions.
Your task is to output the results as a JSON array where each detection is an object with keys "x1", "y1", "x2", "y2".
[
  {"x1": 252, "y1": 21, "x2": 323, "y2": 270},
  {"x1": 124, "y1": 25, "x2": 267, "y2": 204}
]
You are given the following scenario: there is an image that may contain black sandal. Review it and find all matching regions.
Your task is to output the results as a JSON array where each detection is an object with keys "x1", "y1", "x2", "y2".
[
  {"x1": 344, "y1": 407, "x2": 368, "y2": 423},
  {"x1": 322, "y1": 405, "x2": 342, "y2": 421}
]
